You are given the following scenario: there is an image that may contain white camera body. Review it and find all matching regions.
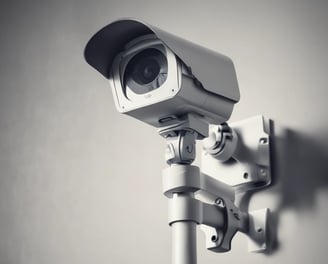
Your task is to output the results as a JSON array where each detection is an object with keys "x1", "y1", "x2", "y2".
[{"x1": 84, "y1": 19, "x2": 240, "y2": 127}]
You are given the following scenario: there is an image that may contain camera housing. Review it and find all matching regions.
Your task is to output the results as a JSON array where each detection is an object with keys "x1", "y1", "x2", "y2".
[{"x1": 84, "y1": 18, "x2": 240, "y2": 127}]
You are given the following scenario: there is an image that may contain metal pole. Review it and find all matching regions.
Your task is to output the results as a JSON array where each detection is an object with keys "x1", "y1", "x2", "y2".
[
  {"x1": 171, "y1": 193, "x2": 197, "y2": 264},
  {"x1": 172, "y1": 221, "x2": 197, "y2": 264}
]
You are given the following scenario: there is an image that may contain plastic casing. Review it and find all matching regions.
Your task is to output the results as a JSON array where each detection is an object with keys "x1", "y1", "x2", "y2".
[{"x1": 84, "y1": 18, "x2": 240, "y2": 127}]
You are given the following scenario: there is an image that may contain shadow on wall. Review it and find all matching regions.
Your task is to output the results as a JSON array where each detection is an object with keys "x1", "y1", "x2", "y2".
[
  {"x1": 273, "y1": 125, "x2": 328, "y2": 210},
  {"x1": 267, "y1": 123, "x2": 328, "y2": 254}
]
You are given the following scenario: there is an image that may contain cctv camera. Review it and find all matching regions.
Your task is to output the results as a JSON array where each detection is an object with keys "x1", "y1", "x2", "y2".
[{"x1": 84, "y1": 18, "x2": 240, "y2": 127}]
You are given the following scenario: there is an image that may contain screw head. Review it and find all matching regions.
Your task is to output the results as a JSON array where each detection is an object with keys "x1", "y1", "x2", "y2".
[
  {"x1": 257, "y1": 227, "x2": 263, "y2": 233},
  {"x1": 186, "y1": 144, "x2": 194, "y2": 153},
  {"x1": 259, "y1": 168, "x2": 267, "y2": 176},
  {"x1": 233, "y1": 213, "x2": 240, "y2": 220},
  {"x1": 211, "y1": 235, "x2": 218, "y2": 242},
  {"x1": 259, "y1": 138, "x2": 267, "y2": 144},
  {"x1": 215, "y1": 198, "x2": 225, "y2": 208}
]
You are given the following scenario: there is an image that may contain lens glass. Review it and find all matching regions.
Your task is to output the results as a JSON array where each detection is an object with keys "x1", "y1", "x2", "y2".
[
  {"x1": 123, "y1": 48, "x2": 168, "y2": 95},
  {"x1": 132, "y1": 57, "x2": 160, "y2": 84}
]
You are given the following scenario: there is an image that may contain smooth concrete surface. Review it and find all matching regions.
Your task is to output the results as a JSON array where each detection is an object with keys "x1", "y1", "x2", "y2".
[{"x1": 1, "y1": 0, "x2": 328, "y2": 263}]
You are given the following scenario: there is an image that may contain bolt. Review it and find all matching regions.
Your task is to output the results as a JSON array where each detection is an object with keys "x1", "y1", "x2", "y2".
[
  {"x1": 211, "y1": 235, "x2": 218, "y2": 242},
  {"x1": 233, "y1": 213, "x2": 240, "y2": 220},
  {"x1": 259, "y1": 138, "x2": 267, "y2": 144},
  {"x1": 259, "y1": 168, "x2": 266, "y2": 176},
  {"x1": 215, "y1": 198, "x2": 225, "y2": 208},
  {"x1": 186, "y1": 144, "x2": 193, "y2": 153}
]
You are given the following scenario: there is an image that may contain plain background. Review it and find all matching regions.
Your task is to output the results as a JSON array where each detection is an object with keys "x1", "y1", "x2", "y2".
[{"x1": 1, "y1": 0, "x2": 328, "y2": 263}]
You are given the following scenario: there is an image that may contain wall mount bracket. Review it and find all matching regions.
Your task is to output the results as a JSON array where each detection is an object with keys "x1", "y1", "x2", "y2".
[
  {"x1": 202, "y1": 115, "x2": 271, "y2": 192},
  {"x1": 200, "y1": 115, "x2": 272, "y2": 252},
  {"x1": 160, "y1": 115, "x2": 272, "y2": 263}
]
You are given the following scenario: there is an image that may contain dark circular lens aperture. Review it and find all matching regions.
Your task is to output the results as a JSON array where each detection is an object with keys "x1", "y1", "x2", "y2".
[
  {"x1": 124, "y1": 48, "x2": 168, "y2": 95},
  {"x1": 132, "y1": 57, "x2": 160, "y2": 85}
]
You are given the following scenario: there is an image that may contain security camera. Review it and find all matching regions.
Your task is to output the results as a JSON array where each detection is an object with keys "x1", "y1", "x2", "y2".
[
  {"x1": 84, "y1": 18, "x2": 240, "y2": 128},
  {"x1": 83, "y1": 19, "x2": 273, "y2": 261}
]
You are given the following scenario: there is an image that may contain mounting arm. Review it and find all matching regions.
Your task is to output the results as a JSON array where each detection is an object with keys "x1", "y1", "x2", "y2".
[
  {"x1": 163, "y1": 165, "x2": 250, "y2": 253},
  {"x1": 159, "y1": 115, "x2": 271, "y2": 264}
]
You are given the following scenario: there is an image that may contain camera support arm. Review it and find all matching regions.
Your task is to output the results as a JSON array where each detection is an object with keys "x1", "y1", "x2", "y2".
[
  {"x1": 162, "y1": 165, "x2": 249, "y2": 254},
  {"x1": 159, "y1": 115, "x2": 271, "y2": 264},
  {"x1": 159, "y1": 115, "x2": 250, "y2": 264}
]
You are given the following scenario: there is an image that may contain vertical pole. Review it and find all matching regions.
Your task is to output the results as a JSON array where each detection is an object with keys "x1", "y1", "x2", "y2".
[
  {"x1": 171, "y1": 193, "x2": 197, "y2": 264},
  {"x1": 161, "y1": 128, "x2": 200, "y2": 264},
  {"x1": 172, "y1": 221, "x2": 197, "y2": 264}
]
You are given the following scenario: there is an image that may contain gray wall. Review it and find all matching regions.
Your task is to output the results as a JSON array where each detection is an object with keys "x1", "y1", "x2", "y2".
[{"x1": 1, "y1": 0, "x2": 328, "y2": 263}]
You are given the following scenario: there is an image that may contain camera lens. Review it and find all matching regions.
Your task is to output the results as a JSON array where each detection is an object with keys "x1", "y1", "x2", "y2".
[
  {"x1": 133, "y1": 57, "x2": 160, "y2": 84},
  {"x1": 124, "y1": 48, "x2": 168, "y2": 95}
]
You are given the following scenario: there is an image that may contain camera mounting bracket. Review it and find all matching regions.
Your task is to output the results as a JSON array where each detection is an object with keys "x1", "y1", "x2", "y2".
[
  {"x1": 201, "y1": 115, "x2": 272, "y2": 253},
  {"x1": 201, "y1": 115, "x2": 271, "y2": 192},
  {"x1": 158, "y1": 113, "x2": 209, "y2": 165},
  {"x1": 160, "y1": 115, "x2": 272, "y2": 264}
]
